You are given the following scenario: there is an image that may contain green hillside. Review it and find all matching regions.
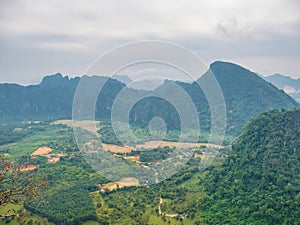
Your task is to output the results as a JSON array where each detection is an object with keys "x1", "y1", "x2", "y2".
[{"x1": 200, "y1": 109, "x2": 300, "y2": 224}]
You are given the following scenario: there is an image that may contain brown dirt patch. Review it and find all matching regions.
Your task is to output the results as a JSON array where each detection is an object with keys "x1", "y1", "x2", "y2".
[
  {"x1": 102, "y1": 144, "x2": 132, "y2": 153},
  {"x1": 124, "y1": 154, "x2": 140, "y2": 161},
  {"x1": 135, "y1": 141, "x2": 223, "y2": 149},
  {"x1": 87, "y1": 141, "x2": 222, "y2": 155},
  {"x1": 17, "y1": 164, "x2": 39, "y2": 171},
  {"x1": 47, "y1": 157, "x2": 60, "y2": 163},
  {"x1": 57, "y1": 153, "x2": 68, "y2": 157},
  {"x1": 31, "y1": 146, "x2": 53, "y2": 156},
  {"x1": 47, "y1": 153, "x2": 68, "y2": 163},
  {"x1": 102, "y1": 177, "x2": 139, "y2": 191}
]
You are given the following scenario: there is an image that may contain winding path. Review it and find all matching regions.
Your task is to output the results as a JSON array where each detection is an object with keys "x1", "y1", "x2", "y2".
[{"x1": 158, "y1": 197, "x2": 181, "y2": 218}]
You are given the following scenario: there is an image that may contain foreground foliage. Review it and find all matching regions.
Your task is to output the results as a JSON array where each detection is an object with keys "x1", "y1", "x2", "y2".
[{"x1": 0, "y1": 156, "x2": 46, "y2": 222}]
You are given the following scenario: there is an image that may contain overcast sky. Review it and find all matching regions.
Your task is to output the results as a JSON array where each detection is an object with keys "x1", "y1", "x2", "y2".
[{"x1": 0, "y1": 0, "x2": 299, "y2": 84}]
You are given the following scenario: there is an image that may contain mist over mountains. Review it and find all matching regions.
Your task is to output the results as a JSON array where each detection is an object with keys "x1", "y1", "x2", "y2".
[
  {"x1": 263, "y1": 74, "x2": 300, "y2": 103},
  {"x1": 264, "y1": 74, "x2": 300, "y2": 90}
]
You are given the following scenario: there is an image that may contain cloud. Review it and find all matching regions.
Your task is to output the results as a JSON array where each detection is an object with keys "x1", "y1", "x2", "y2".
[
  {"x1": 1, "y1": 0, "x2": 297, "y2": 39},
  {"x1": 0, "y1": 0, "x2": 299, "y2": 84},
  {"x1": 216, "y1": 17, "x2": 259, "y2": 41}
]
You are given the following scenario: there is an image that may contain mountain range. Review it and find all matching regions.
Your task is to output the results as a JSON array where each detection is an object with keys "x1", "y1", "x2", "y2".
[
  {"x1": 263, "y1": 74, "x2": 300, "y2": 102},
  {"x1": 264, "y1": 73, "x2": 300, "y2": 90},
  {"x1": 1, "y1": 62, "x2": 300, "y2": 225},
  {"x1": 0, "y1": 61, "x2": 298, "y2": 137}
]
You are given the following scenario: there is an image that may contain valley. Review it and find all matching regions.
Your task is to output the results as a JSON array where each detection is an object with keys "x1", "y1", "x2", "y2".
[
  {"x1": 0, "y1": 119, "x2": 224, "y2": 224},
  {"x1": 1, "y1": 109, "x2": 299, "y2": 224},
  {"x1": 1, "y1": 0, "x2": 299, "y2": 223}
]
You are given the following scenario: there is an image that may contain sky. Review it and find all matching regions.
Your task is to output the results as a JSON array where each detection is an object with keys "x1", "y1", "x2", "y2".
[{"x1": 0, "y1": 0, "x2": 299, "y2": 85}]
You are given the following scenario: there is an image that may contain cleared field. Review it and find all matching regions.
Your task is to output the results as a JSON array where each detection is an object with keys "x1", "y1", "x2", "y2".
[
  {"x1": 47, "y1": 153, "x2": 68, "y2": 163},
  {"x1": 47, "y1": 156, "x2": 60, "y2": 163},
  {"x1": 30, "y1": 147, "x2": 67, "y2": 163},
  {"x1": 17, "y1": 164, "x2": 39, "y2": 171},
  {"x1": 135, "y1": 141, "x2": 223, "y2": 149},
  {"x1": 124, "y1": 155, "x2": 140, "y2": 161},
  {"x1": 53, "y1": 120, "x2": 101, "y2": 133},
  {"x1": 0, "y1": 128, "x2": 65, "y2": 158},
  {"x1": 102, "y1": 143, "x2": 132, "y2": 153},
  {"x1": 102, "y1": 177, "x2": 139, "y2": 191},
  {"x1": 31, "y1": 146, "x2": 53, "y2": 156},
  {"x1": 101, "y1": 141, "x2": 223, "y2": 154}
]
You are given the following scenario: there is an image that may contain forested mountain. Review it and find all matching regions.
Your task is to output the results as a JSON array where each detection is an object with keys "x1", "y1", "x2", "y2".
[
  {"x1": 207, "y1": 62, "x2": 299, "y2": 133},
  {"x1": 0, "y1": 73, "x2": 125, "y2": 120},
  {"x1": 0, "y1": 62, "x2": 298, "y2": 136},
  {"x1": 201, "y1": 109, "x2": 300, "y2": 224},
  {"x1": 130, "y1": 61, "x2": 299, "y2": 135}
]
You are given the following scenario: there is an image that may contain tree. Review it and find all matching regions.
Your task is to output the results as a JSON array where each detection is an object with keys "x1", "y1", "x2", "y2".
[{"x1": 0, "y1": 155, "x2": 46, "y2": 220}]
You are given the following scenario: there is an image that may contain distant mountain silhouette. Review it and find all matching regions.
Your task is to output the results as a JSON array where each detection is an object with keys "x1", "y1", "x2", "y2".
[
  {"x1": 263, "y1": 73, "x2": 300, "y2": 103},
  {"x1": 131, "y1": 61, "x2": 299, "y2": 135},
  {"x1": 111, "y1": 75, "x2": 132, "y2": 85},
  {"x1": 264, "y1": 73, "x2": 300, "y2": 90},
  {"x1": 0, "y1": 61, "x2": 298, "y2": 136},
  {"x1": 206, "y1": 62, "x2": 299, "y2": 133},
  {"x1": 0, "y1": 73, "x2": 124, "y2": 120}
]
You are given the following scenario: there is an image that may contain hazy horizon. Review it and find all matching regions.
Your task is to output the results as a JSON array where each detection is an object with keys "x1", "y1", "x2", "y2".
[
  {"x1": 1, "y1": 0, "x2": 299, "y2": 84},
  {"x1": 1, "y1": 60, "x2": 299, "y2": 86}
]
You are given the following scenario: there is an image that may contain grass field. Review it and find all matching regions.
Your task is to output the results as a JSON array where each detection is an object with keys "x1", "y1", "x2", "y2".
[
  {"x1": 81, "y1": 221, "x2": 99, "y2": 225},
  {"x1": 89, "y1": 191, "x2": 115, "y2": 224},
  {"x1": 0, "y1": 204, "x2": 54, "y2": 225},
  {"x1": 0, "y1": 126, "x2": 69, "y2": 158},
  {"x1": 0, "y1": 204, "x2": 23, "y2": 217},
  {"x1": 149, "y1": 215, "x2": 197, "y2": 225},
  {"x1": 179, "y1": 172, "x2": 205, "y2": 192}
]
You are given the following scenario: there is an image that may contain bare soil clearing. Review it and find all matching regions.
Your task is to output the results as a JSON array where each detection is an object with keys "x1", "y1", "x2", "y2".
[
  {"x1": 102, "y1": 177, "x2": 139, "y2": 191},
  {"x1": 31, "y1": 146, "x2": 67, "y2": 163},
  {"x1": 135, "y1": 141, "x2": 223, "y2": 149},
  {"x1": 47, "y1": 153, "x2": 68, "y2": 163},
  {"x1": 17, "y1": 164, "x2": 39, "y2": 171},
  {"x1": 124, "y1": 155, "x2": 140, "y2": 161},
  {"x1": 31, "y1": 146, "x2": 53, "y2": 156},
  {"x1": 53, "y1": 120, "x2": 101, "y2": 133},
  {"x1": 102, "y1": 144, "x2": 132, "y2": 153},
  {"x1": 101, "y1": 141, "x2": 223, "y2": 154}
]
